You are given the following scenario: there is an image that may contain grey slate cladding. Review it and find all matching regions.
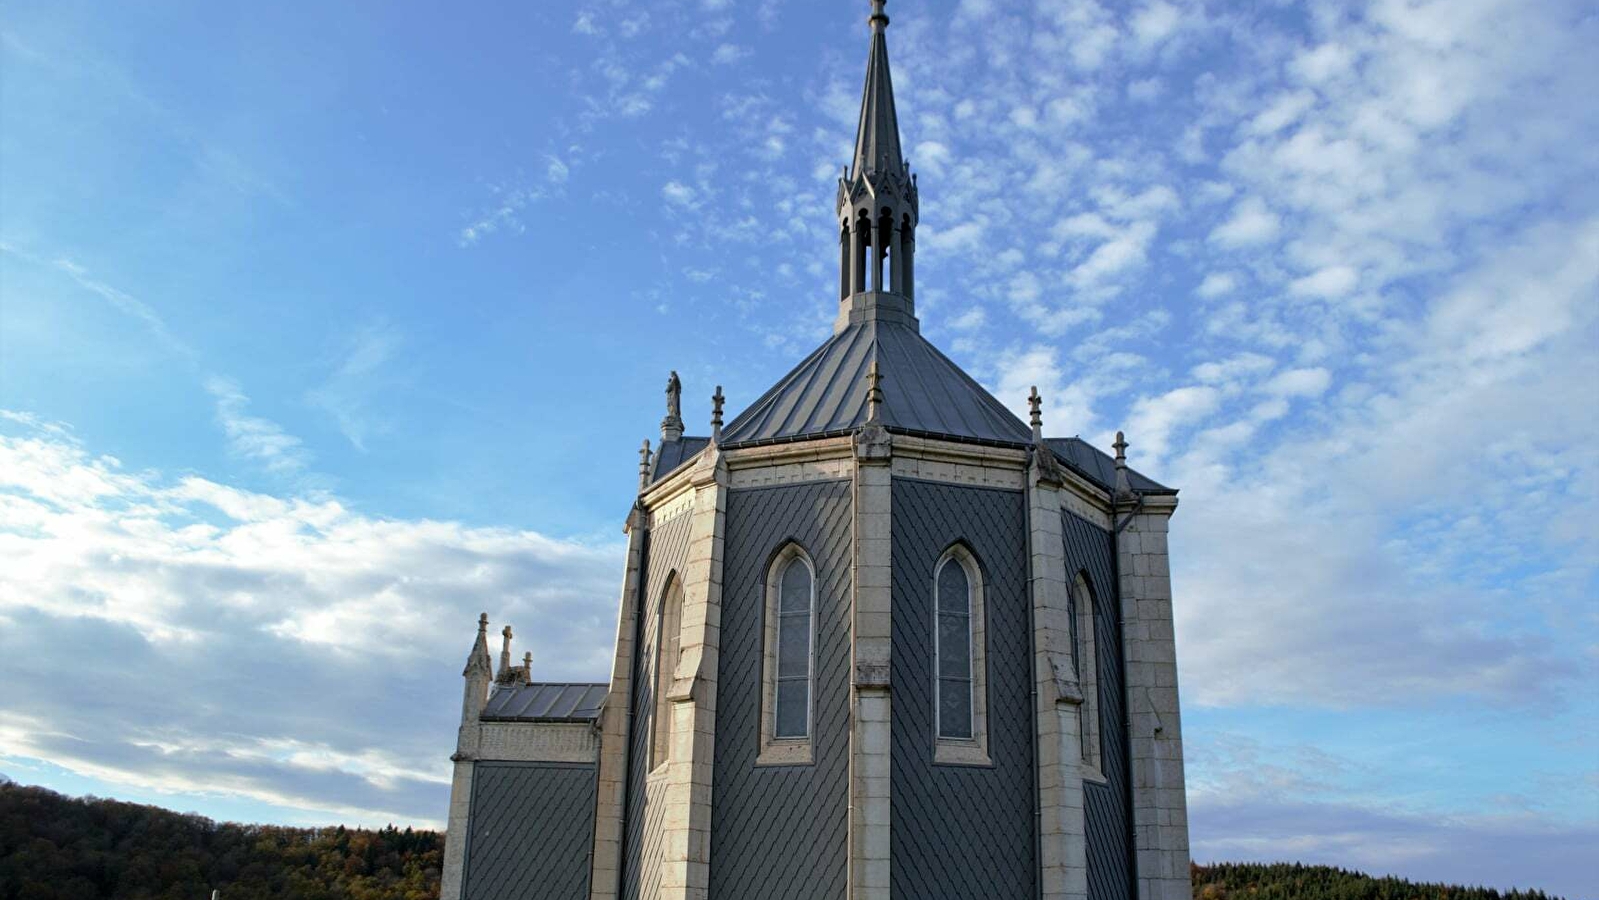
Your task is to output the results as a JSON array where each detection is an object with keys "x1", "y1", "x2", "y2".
[
  {"x1": 1046, "y1": 438, "x2": 1173, "y2": 496},
  {"x1": 889, "y1": 478, "x2": 1036, "y2": 900},
  {"x1": 621, "y1": 507, "x2": 694, "y2": 900},
  {"x1": 720, "y1": 320, "x2": 1031, "y2": 447},
  {"x1": 481, "y1": 683, "x2": 607, "y2": 722},
  {"x1": 712, "y1": 480, "x2": 852, "y2": 900},
  {"x1": 463, "y1": 762, "x2": 596, "y2": 900},
  {"x1": 649, "y1": 436, "x2": 710, "y2": 485},
  {"x1": 1062, "y1": 510, "x2": 1134, "y2": 900}
]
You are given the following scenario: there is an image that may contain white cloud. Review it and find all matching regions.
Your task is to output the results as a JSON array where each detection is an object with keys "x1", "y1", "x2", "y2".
[
  {"x1": 1196, "y1": 271, "x2": 1238, "y2": 298},
  {"x1": 1209, "y1": 196, "x2": 1281, "y2": 247},
  {"x1": 1289, "y1": 265, "x2": 1359, "y2": 298},
  {"x1": 661, "y1": 180, "x2": 699, "y2": 208},
  {"x1": 1263, "y1": 367, "x2": 1332, "y2": 397},
  {"x1": 1130, "y1": 1, "x2": 1182, "y2": 49},
  {"x1": 710, "y1": 43, "x2": 749, "y2": 66},
  {"x1": 0, "y1": 412, "x2": 623, "y2": 824}
]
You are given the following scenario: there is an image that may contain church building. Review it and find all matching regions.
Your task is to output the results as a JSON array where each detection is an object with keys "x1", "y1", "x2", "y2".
[{"x1": 440, "y1": 3, "x2": 1192, "y2": 898}]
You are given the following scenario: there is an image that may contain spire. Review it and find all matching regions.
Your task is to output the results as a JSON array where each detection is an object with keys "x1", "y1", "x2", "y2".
[
  {"x1": 836, "y1": 0, "x2": 919, "y2": 325},
  {"x1": 462, "y1": 612, "x2": 492, "y2": 677},
  {"x1": 851, "y1": 0, "x2": 904, "y2": 183},
  {"x1": 638, "y1": 439, "x2": 653, "y2": 492}
]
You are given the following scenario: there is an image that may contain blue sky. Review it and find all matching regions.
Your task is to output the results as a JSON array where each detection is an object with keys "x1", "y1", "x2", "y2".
[{"x1": 1, "y1": 0, "x2": 1596, "y2": 895}]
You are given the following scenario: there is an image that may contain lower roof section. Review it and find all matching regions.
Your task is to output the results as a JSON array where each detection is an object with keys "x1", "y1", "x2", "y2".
[{"x1": 481, "y1": 682, "x2": 606, "y2": 723}]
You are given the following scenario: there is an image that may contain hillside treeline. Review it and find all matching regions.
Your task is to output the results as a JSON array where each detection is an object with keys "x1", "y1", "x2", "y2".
[
  {"x1": 0, "y1": 783, "x2": 439, "y2": 900},
  {"x1": 1, "y1": 782, "x2": 1567, "y2": 900},
  {"x1": 1192, "y1": 861, "x2": 1560, "y2": 900}
]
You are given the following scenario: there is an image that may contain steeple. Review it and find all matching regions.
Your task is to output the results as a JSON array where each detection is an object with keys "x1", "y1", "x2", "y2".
[
  {"x1": 852, "y1": 0, "x2": 904, "y2": 183},
  {"x1": 836, "y1": 0, "x2": 918, "y2": 333}
]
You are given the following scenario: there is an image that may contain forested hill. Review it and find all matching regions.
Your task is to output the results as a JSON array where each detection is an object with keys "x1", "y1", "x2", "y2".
[
  {"x1": 1, "y1": 783, "x2": 440, "y2": 899},
  {"x1": 0, "y1": 782, "x2": 1567, "y2": 900},
  {"x1": 1191, "y1": 862, "x2": 1561, "y2": 900}
]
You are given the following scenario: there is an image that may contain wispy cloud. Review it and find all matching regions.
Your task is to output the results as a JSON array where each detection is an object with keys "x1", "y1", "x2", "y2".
[
  {"x1": 306, "y1": 321, "x2": 402, "y2": 453},
  {"x1": 205, "y1": 376, "x2": 310, "y2": 474}
]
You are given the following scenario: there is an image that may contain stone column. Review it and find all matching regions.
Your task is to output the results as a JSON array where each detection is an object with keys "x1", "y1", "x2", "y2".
[
  {"x1": 869, "y1": 215, "x2": 884, "y2": 293},
  {"x1": 850, "y1": 423, "x2": 893, "y2": 899},
  {"x1": 658, "y1": 449, "x2": 729, "y2": 900},
  {"x1": 887, "y1": 217, "x2": 903, "y2": 295},
  {"x1": 1026, "y1": 454, "x2": 1089, "y2": 900},
  {"x1": 589, "y1": 504, "x2": 651, "y2": 900},
  {"x1": 1116, "y1": 499, "x2": 1191, "y2": 900},
  {"x1": 841, "y1": 226, "x2": 852, "y2": 301}
]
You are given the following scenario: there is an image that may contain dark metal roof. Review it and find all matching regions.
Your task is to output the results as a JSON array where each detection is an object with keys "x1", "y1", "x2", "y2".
[
  {"x1": 721, "y1": 320, "x2": 1032, "y2": 447},
  {"x1": 651, "y1": 436, "x2": 710, "y2": 485},
  {"x1": 1047, "y1": 437, "x2": 1174, "y2": 495},
  {"x1": 481, "y1": 682, "x2": 607, "y2": 722}
]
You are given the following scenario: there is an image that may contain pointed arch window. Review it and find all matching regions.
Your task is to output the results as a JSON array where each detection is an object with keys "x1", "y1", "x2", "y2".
[
  {"x1": 1073, "y1": 573, "x2": 1104, "y2": 779},
  {"x1": 933, "y1": 545, "x2": 990, "y2": 766},
  {"x1": 759, "y1": 544, "x2": 816, "y2": 765},
  {"x1": 650, "y1": 576, "x2": 684, "y2": 773}
]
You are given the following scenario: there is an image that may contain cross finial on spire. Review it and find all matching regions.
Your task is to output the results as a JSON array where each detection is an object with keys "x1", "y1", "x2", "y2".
[
  {"x1": 866, "y1": 360, "x2": 884, "y2": 423},
  {"x1": 1028, "y1": 386, "x2": 1044, "y2": 443},
  {"x1": 638, "y1": 439, "x2": 653, "y2": 491},
  {"x1": 711, "y1": 385, "x2": 725, "y2": 443}
]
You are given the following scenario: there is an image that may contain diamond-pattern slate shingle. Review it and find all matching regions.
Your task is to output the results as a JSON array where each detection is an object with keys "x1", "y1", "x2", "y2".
[
  {"x1": 621, "y1": 507, "x2": 695, "y2": 900},
  {"x1": 711, "y1": 480, "x2": 853, "y2": 900},
  {"x1": 463, "y1": 762, "x2": 596, "y2": 900},
  {"x1": 890, "y1": 478, "x2": 1036, "y2": 900},
  {"x1": 1062, "y1": 510, "x2": 1134, "y2": 900}
]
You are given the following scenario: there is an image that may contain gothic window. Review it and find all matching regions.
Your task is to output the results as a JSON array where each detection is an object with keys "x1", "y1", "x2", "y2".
[
  {"x1": 650, "y1": 575, "x2": 684, "y2": 772},
  {"x1": 933, "y1": 545, "x2": 989, "y2": 765},
  {"x1": 759, "y1": 544, "x2": 816, "y2": 765},
  {"x1": 1074, "y1": 573, "x2": 1104, "y2": 777}
]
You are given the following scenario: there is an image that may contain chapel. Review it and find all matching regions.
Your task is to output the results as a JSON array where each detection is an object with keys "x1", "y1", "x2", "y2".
[{"x1": 440, "y1": 4, "x2": 1192, "y2": 898}]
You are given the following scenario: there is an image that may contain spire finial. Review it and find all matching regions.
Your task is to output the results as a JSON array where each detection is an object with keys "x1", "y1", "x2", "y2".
[
  {"x1": 869, "y1": 0, "x2": 889, "y2": 32},
  {"x1": 866, "y1": 360, "x2": 884, "y2": 423},
  {"x1": 711, "y1": 385, "x2": 725, "y2": 444},
  {"x1": 523, "y1": 651, "x2": 533, "y2": 683},
  {"x1": 638, "y1": 439, "x2": 653, "y2": 491},
  {"x1": 661, "y1": 371, "x2": 684, "y2": 442},
  {"x1": 478, "y1": 612, "x2": 489, "y2": 632},
  {"x1": 1028, "y1": 386, "x2": 1044, "y2": 443},
  {"x1": 1113, "y1": 431, "x2": 1133, "y2": 500}
]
